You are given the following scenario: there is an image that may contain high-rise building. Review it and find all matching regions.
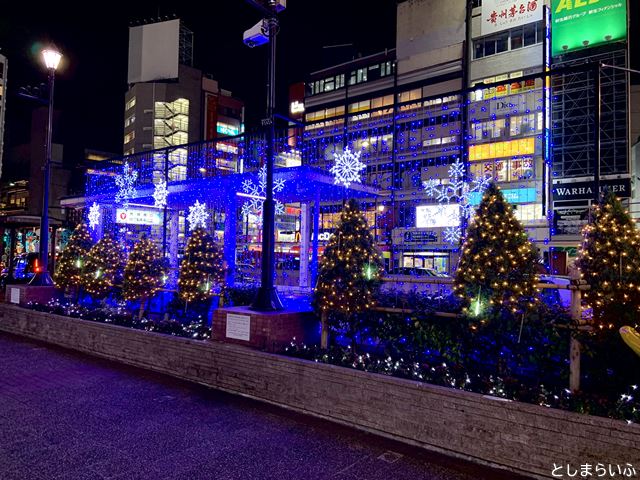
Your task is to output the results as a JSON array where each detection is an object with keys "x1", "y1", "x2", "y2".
[
  {"x1": 296, "y1": 0, "x2": 632, "y2": 275},
  {"x1": 123, "y1": 19, "x2": 244, "y2": 181}
]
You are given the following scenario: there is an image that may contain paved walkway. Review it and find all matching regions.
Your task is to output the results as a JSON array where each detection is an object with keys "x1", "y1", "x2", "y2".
[{"x1": 0, "y1": 332, "x2": 530, "y2": 480}]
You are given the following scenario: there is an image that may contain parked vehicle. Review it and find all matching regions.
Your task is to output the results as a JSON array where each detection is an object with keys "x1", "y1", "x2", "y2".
[
  {"x1": 382, "y1": 267, "x2": 451, "y2": 294},
  {"x1": 538, "y1": 275, "x2": 571, "y2": 308},
  {"x1": 386, "y1": 267, "x2": 449, "y2": 278},
  {"x1": 0, "y1": 253, "x2": 40, "y2": 288},
  {"x1": 235, "y1": 263, "x2": 258, "y2": 283}
]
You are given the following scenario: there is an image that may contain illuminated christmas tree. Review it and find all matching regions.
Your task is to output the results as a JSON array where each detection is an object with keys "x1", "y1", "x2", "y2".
[
  {"x1": 54, "y1": 223, "x2": 93, "y2": 294},
  {"x1": 454, "y1": 184, "x2": 538, "y2": 316},
  {"x1": 178, "y1": 227, "x2": 224, "y2": 304},
  {"x1": 313, "y1": 199, "x2": 383, "y2": 347},
  {"x1": 122, "y1": 235, "x2": 167, "y2": 318},
  {"x1": 82, "y1": 233, "x2": 126, "y2": 300},
  {"x1": 577, "y1": 190, "x2": 640, "y2": 327}
]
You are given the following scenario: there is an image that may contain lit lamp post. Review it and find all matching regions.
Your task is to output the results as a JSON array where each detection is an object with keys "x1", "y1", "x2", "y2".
[{"x1": 29, "y1": 47, "x2": 62, "y2": 286}]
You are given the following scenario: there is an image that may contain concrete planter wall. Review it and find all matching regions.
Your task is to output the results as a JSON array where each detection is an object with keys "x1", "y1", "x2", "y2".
[{"x1": 1, "y1": 304, "x2": 638, "y2": 479}]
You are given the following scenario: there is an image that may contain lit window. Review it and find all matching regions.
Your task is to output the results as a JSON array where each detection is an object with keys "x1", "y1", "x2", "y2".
[
  {"x1": 124, "y1": 131, "x2": 135, "y2": 144},
  {"x1": 125, "y1": 97, "x2": 136, "y2": 111}
]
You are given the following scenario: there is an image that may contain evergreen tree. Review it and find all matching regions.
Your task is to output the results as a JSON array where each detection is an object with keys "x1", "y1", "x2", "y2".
[
  {"x1": 313, "y1": 199, "x2": 383, "y2": 347},
  {"x1": 454, "y1": 184, "x2": 538, "y2": 315},
  {"x1": 576, "y1": 190, "x2": 640, "y2": 327},
  {"x1": 54, "y1": 223, "x2": 93, "y2": 293},
  {"x1": 178, "y1": 227, "x2": 223, "y2": 304},
  {"x1": 82, "y1": 233, "x2": 126, "y2": 300},
  {"x1": 122, "y1": 235, "x2": 167, "y2": 318}
]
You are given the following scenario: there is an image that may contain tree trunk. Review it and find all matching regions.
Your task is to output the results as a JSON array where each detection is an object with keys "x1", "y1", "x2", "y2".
[
  {"x1": 320, "y1": 311, "x2": 328, "y2": 349},
  {"x1": 138, "y1": 296, "x2": 146, "y2": 320}
]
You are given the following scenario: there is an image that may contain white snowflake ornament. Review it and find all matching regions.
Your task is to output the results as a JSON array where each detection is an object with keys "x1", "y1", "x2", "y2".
[
  {"x1": 422, "y1": 159, "x2": 491, "y2": 245},
  {"x1": 88, "y1": 202, "x2": 100, "y2": 230},
  {"x1": 115, "y1": 162, "x2": 138, "y2": 209},
  {"x1": 187, "y1": 200, "x2": 209, "y2": 231},
  {"x1": 443, "y1": 226, "x2": 461, "y2": 244},
  {"x1": 330, "y1": 146, "x2": 367, "y2": 188},
  {"x1": 153, "y1": 181, "x2": 168, "y2": 209},
  {"x1": 241, "y1": 165, "x2": 286, "y2": 222}
]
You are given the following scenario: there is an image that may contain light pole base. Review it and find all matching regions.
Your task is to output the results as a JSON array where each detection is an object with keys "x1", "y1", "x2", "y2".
[
  {"x1": 29, "y1": 271, "x2": 54, "y2": 286},
  {"x1": 250, "y1": 286, "x2": 284, "y2": 311}
]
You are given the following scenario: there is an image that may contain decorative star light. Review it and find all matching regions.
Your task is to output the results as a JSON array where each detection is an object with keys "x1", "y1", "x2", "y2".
[
  {"x1": 422, "y1": 159, "x2": 491, "y2": 245},
  {"x1": 187, "y1": 200, "x2": 209, "y2": 231},
  {"x1": 330, "y1": 146, "x2": 367, "y2": 188},
  {"x1": 115, "y1": 162, "x2": 138, "y2": 209},
  {"x1": 241, "y1": 165, "x2": 286, "y2": 222},
  {"x1": 88, "y1": 202, "x2": 100, "y2": 230},
  {"x1": 153, "y1": 181, "x2": 168, "y2": 209}
]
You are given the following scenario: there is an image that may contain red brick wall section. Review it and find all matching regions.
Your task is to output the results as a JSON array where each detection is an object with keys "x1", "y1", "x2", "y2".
[
  {"x1": 212, "y1": 306, "x2": 317, "y2": 352},
  {"x1": 3, "y1": 285, "x2": 58, "y2": 306},
  {"x1": 0, "y1": 304, "x2": 638, "y2": 479}
]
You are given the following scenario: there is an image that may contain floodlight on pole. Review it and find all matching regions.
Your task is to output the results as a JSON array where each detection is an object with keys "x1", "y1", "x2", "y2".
[{"x1": 29, "y1": 45, "x2": 62, "y2": 286}]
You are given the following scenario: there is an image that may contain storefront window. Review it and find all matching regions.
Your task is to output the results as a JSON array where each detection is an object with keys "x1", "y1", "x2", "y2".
[{"x1": 510, "y1": 158, "x2": 534, "y2": 180}]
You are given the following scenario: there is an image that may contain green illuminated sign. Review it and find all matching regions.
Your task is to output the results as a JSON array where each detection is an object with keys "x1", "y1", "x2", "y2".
[{"x1": 551, "y1": 0, "x2": 627, "y2": 56}]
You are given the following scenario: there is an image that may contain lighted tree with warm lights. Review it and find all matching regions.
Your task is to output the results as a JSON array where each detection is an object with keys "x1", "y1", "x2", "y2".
[
  {"x1": 178, "y1": 227, "x2": 224, "y2": 305},
  {"x1": 123, "y1": 235, "x2": 167, "y2": 318},
  {"x1": 82, "y1": 233, "x2": 126, "y2": 300},
  {"x1": 54, "y1": 223, "x2": 93, "y2": 295},
  {"x1": 313, "y1": 199, "x2": 383, "y2": 348},
  {"x1": 454, "y1": 184, "x2": 538, "y2": 316},
  {"x1": 576, "y1": 190, "x2": 640, "y2": 327}
]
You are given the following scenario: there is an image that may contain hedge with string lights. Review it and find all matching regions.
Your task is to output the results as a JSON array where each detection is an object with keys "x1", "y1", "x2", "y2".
[
  {"x1": 82, "y1": 233, "x2": 126, "y2": 300},
  {"x1": 54, "y1": 223, "x2": 93, "y2": 294},
  {"x1": 454, "y1": 183, "x2": 538, "y2": 316},
  {"x1": 178, "y1": 227, "x2": 223, "y2": 305},
  {"x1": 576, "y1": 190, "x2": 640, "y2": 327},
  {"x1": 123, "y1": 234, "x2": 167, "y2": 318},
  {"x1": 313, "y1": 199, "x2": 383, "y2": 347}
]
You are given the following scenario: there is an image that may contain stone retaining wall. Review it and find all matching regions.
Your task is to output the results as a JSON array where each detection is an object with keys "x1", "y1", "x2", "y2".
[{"x1": 1, "y1": 304, "x2": 638, "y2": 479}]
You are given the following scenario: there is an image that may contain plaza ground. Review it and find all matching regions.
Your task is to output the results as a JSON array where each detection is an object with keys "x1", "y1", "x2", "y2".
[{"x1": 0, "y1": 331, "x2": 532, "y2": 480}]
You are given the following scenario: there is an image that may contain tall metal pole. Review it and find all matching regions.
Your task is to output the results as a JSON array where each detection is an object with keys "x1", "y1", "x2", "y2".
[
  {"x1": 30, "y1": 67, "x2": 55, "y2": 285},
  {"x1": 594, "y1": 64, "x2": 601, "y2": 203},
  {"x1": 252, "y1": 10, "x2": 284, "y2": 310}
]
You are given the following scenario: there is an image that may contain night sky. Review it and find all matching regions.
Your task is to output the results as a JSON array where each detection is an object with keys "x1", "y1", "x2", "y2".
[
  {"x1": 0, "y1": 1, "x2": 397, "y2": 162},
  {"x1": 0, "y1": 1, "x2": 637, "y2": 167}
]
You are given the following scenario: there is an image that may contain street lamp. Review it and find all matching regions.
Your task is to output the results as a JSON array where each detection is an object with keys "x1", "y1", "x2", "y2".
[
  {"x1": 29, "y1": 46, "x2": 62, "y2": 286},
  {"x1": 245, "y1": 0, "x2": 285, "y2": 311}
]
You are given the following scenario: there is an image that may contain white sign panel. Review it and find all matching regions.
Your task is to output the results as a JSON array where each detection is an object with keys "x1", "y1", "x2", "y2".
[
  {"x1": 416, "y1": 205, "x2": 460, "y2": 228},
  {"x1": 116, "y1": 208, "x2": 162, "y2": 226},
  {"x1": 481, "y1": 0, "x2": 542, "y2": 35},
  {"x1": 128, "y1": 19, "x2": 180, "y2": 84},
  {"x1": 10, "y1": 288, "x2": 20, "y2": 304},
  {"x1": 226, "y1": 314, "x2": 251, "y2": 341}
]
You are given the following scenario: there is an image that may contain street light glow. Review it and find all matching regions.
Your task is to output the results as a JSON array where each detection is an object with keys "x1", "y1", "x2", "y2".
[{"x1": 42, "y1": 48, "x2": 62, "y2": 71}]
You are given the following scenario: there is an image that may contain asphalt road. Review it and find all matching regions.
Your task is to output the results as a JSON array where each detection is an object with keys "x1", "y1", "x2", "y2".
[{"x1": 0, "y1": 332, "x2": 531, "y2": 480}]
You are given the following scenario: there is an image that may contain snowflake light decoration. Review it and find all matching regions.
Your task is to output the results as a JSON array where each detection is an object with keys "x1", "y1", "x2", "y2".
[
  {"x1": 422, "y1": 159, "x2": 491, "y2": 245},
  {"x1": 153, "y1": 181, "x2": 168, "y2": 209},
  {"x1": 115, "y1": 162, "x2": 138, "y2": 209},
  {"x1": 330, "y1": 146, "x2": 367, "y2": 188},
  {"x1": 88, "y1": 202, "x2": 100, "y2": 230},
  {"x1": 241, "y1": 165, "x2": 286, "y2": 222},
  {"x1": 187, "y1": 200, "x2": 209, "y2": 231}
]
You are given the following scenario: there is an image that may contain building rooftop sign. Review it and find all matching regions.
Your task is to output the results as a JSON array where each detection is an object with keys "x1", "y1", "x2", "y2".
[
  {"x1": 551, "y1": 0, "x2": 627, "y2": 56},
  {"x1": 482, "y1": 0, "x2": 543, "y2": 36}
]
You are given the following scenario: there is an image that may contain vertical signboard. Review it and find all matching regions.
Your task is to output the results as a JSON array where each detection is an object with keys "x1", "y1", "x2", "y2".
[{"x1": 551, "y1": 0, "x2": 627, "y2": 56}]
